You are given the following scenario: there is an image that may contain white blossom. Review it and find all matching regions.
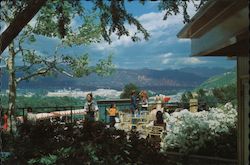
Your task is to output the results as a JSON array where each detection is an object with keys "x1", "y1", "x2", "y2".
[{"x1": 161, "y1": 103, "x2": 237, "y2": 153}]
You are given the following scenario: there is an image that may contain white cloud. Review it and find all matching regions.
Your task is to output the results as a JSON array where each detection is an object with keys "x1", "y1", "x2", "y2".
[
  {"x1": 92, "y1": 31, "x2": 137, "y2": 51},
  {"x1": 91, "y1": 2, "x2": 198, "y2": 52},
  {"x1": 183, "y1": 57, "x2": 207, "y2": 64},
  {"x1": 160, "y1": 52, "x2": 174, "y2": 64},
  {"x1": 138, "y1": 11, "x2": 182, "y2": 32},
  {"x1": 162, "y1": 58, "x2": 171, "y2": 64},
  {"x1": 92, "y1": 10, "x2": 184, "y2": 51},
  {"x1": 160, "y1": 52, "x2": 173, "y2": 58},
  {"x1": 160, "y1": 53, "x2": 207, "y2": 67}
]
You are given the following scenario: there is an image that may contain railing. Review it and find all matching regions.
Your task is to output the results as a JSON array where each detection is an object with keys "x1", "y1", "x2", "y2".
[
  {"x1": 11, "y1": 99, "x2": 181, "y2": 123},
  {"x1": 14, "y1": 106, "x2": 83, "y2": 123},
  {"x1": 1, "y1": 99, "x2": 228, "y2": 124},
  {"x1": 97, "y1": 99, "x2": 131, "y2": 122}
]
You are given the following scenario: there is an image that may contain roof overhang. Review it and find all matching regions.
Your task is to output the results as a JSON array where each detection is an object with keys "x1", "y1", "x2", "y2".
[{"x1": 177, "y1": 0, "x2": 249, "y2": 57}]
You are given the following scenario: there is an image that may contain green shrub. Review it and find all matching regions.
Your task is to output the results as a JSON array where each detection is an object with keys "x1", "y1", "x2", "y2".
[{"x1": 5, "y1": 121, "x2": 172, "y2": 165}]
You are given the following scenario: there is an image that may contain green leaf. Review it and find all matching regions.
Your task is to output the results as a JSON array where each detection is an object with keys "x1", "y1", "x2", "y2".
[
  {"x1": 28, "y1": 35, "x2": 36, "y2": 42},
  {"x1": 40, "y1": 154, "x2": 57, "y2": 165}
]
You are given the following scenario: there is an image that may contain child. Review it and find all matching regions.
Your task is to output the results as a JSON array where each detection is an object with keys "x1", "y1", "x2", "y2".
[{"x1": 107, "y1": 103, "x2": 118, "y2": 127}]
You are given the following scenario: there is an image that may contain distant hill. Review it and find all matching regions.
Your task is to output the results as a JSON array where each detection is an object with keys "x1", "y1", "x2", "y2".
[
  {"x1": 1, "y1": 67, "x2": 231, "y2": 92},
  {"x1": 178, "y1": 67, "x2": 229, "y2": 78},
  {"x1": 196, "y1": 68, "x2": 236, "y2": 89}
]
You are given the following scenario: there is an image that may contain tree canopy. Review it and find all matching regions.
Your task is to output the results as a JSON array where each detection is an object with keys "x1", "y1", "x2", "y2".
[
  {"x1": 1, "y1": 5, "x2": 115, "y2": 113},
  {"x1": 0, "y1": 0, "x2": 207, "y2": 54},
  {"x1": 120, "y1": 83, "x2": 140, "y2": 99}
]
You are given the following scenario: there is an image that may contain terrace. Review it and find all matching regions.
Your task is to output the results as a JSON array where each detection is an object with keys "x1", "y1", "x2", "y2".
[
  {"x1": 0, "y1": 0, "x2": 247, "y2": 164},
  {"x1": 1, "y1": 98, "x2": 238, "y2": 164}
]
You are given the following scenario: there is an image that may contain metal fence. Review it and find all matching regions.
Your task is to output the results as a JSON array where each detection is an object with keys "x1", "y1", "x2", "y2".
[
  {"x1": 1, "y1": 99, "x2": 230, "y2": 124},
  {"x1": 10, "y1": 99, "x2": 180, "y2": 123}
]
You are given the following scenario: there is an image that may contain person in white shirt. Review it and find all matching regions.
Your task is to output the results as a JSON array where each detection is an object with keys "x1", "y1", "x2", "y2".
[
  {"x1": 83, "y1": 93, "x2": 99, "y2": 122},
  {"x1": 27, "y1": 107, "x2": 36, "y2": 124}
]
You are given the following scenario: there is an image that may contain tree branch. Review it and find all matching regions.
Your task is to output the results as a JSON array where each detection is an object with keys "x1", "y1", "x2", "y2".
[
  {"x1": 16, "y1": 63, "x2": 35, "y2": 73},
  {"x1": 54, "y1": 68, "x2": 74, "y2": 78},
  {"x1": 0, "y1": 0, "x2": 48, "y2": 55},
  {"x1": 16, "y1": 67, "x2": 52, "y2": 83},
  {"x1": 0, "y1": 56, "x2": 8, "y2": 65},
  {"x1": 16, "y1": 55, "x2": 75, "y2": 83}
]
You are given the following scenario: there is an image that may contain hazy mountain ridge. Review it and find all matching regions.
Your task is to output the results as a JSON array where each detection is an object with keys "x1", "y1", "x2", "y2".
[
  {"x1": 178, "y1": 67, "x2": 230, "y2": 78},
  {"x1": 1, "y1": 67, "x2": 230, "y2": 91}
]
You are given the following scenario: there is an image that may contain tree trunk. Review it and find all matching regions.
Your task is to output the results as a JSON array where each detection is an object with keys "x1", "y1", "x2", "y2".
[
  {"x1": 7, "y1": 43, "x2": 17, "y2": 132},
  {"x1": 0, "y1": 0, "x2": 48, "y2": 55}
]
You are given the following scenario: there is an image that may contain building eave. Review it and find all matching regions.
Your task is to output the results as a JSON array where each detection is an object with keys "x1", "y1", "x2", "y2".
[
  {"x1": 177, "y1": 0, "x2": 249, "y2": 57},
  {"x1": 177, "y1": 0, "x2": 247, "y2": 39}
]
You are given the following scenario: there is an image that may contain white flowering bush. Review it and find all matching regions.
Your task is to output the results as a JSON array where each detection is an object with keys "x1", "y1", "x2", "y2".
[{"x1": 161, "y1": 102, "x2": 237, "y2": 155}]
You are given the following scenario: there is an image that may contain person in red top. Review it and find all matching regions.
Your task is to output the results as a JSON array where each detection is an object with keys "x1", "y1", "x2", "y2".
[{"x1": 3, "y1": 112, "x2": 8, "y2": 131}]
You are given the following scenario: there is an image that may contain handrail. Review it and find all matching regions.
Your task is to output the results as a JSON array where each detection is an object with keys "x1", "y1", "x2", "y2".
[
  {"x1": 2, "y1": 99, "x2": 232, "y2": 124},
  {"x1": 0, "y1": 100, "x2": 230, "y2": 111}
]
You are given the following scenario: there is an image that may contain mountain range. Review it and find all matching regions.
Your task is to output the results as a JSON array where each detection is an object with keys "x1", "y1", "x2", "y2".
[{"x1": 1, "y1": 67, "x2": 231, "y2": 92}]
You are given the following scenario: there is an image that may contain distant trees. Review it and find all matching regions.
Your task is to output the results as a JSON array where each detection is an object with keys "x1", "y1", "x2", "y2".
[
  {"x1": 0, "y1": 95, "x2": 83, "y2": 115},
  {"x1": 180, "y1": 91, "x2": 192, "y2": 109},
  {"x1": 120, "y1": 83, "x2": 140, "y2": 99},
  {"x1": 180, "y1": 83, "x2": 237, "y2": 109},
  {"x1": 212, "y1": 83, "x2": 237, "y2": 105}
]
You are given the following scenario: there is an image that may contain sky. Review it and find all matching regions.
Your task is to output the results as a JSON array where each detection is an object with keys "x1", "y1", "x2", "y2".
[{"x1": 0, "y1": 1, "x2": 236, "y2": 70}]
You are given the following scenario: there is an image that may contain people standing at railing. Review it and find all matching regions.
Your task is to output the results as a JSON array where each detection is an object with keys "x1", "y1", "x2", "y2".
[
  {"x1": 130, "y1": 90, "x2": 138, "y2": 115},
  {"x1": 27, "y1": 107, "x2": 36, "y2": 124},
  {"x1": 140, "y1": 90, "x2": 148, "y2": 112},
  {"x1": 107, "y1": 103, "x2": 118, "y2": 128},
  {"x1": 83, "y1": 93, "x2": 99, "y2": 122},
  {"x1": 130, "y1": 90, "x2": 138, "y2": 129}
]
